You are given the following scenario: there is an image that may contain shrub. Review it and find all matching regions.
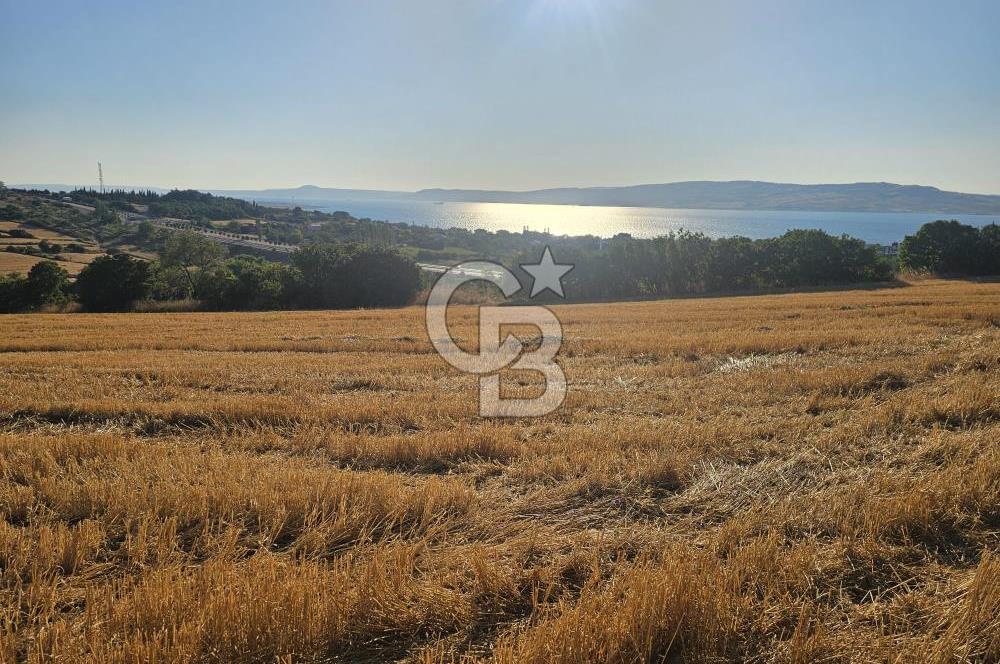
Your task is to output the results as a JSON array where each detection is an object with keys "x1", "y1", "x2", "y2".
[{"x1": 39, "y1": 239, "x2": 63, "y2": 254}]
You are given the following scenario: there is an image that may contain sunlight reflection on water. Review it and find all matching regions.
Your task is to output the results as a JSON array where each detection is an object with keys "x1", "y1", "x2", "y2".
[{"x1": 280, "y1": 198, "x2": 997, "y2": 244}]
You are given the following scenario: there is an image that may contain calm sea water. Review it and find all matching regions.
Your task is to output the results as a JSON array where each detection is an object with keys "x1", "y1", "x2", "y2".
[{"x1": 275, "y1": 197, "x2": 998, "y2": 245}]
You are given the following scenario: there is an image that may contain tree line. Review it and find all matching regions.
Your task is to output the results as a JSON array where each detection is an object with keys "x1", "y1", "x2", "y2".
[
  {"x1": 519, "y1": 220, "x2": 998, "y2": 303},
  {"x1": 1, "y1": 236, "x2": 422, "y2": 313},
  {"x1": 516, "y1": 228, "x2": 897, "y2": 302},
  {"x1": 69, "y1": 188, "x2": 260, "y2": 221},
  {"x1": 2, "y1": 220, "x2": 997, "y2": 314},
  {"x1": 898, "y1": 220, "x2": 1000, "y2": 275}
]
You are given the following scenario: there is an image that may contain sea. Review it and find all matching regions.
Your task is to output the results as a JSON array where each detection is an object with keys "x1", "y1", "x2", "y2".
[{"x1": 270, "y1": 197, "x2": 998, "y2": 245}]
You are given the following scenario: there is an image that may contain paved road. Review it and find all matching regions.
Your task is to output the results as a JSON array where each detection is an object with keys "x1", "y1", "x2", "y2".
[
  {"x1": 144, "y1": 218, "x2": 299, "y2": 254},
  {"x1": 415, "y1": 262, "x2": 507, "y2": 279}
]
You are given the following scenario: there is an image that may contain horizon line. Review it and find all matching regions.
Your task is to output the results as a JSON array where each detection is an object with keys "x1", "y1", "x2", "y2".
[{"x1": 9, "y1": 178, "x2": 1000, "y2": 198}]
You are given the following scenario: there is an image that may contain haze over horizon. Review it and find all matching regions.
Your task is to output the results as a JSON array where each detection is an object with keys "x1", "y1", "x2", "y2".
[
  {"x1": 2, "y1": 0, "x2": 999, "y2": 193},
  {"x1": 12, "y1": 180, "x2": 1000, "y2": 200}
]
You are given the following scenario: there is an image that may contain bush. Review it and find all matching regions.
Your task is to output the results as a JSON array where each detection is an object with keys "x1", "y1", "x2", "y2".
[
  {"x1": 39, "y1": 239, "x2": 63, "y2": 254},
  {"x1": 6, "y1": 245, "x2": 41, "y2": 256}
]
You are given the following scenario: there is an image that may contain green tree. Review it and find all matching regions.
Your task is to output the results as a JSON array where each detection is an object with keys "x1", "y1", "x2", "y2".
[
  {"x1": 653, "y1": 230, "x2": 713, "y2": 295},
  {"x1": 290, "y1": 242, "x2": 350, "y2": 308},
  {"x1": 24, "y1": 261, "x2": 70, "y2": 308},
  {"x1": 201, "y1": 256, "x2": 293, "y2": 310},
  {"x1": 899, "y1": 220, "x2": 980, "y2": 274},
  {"x1": 975, "y1": 224, "x2": 1000, "y2": 275},
  {"x1": 161, "y1": 230, "x2": 224, "y2": 296},
  {"x1": 706, "y1": 236, "x2": 759, "y2": 291},
  {"x1": 191, "y1": 265, "x2": 237, "y2": 309},
  {"x1": 235, "y1": 257, "x2": 287, "y2": 309},
  {"x1": 290, "y1": 242, "x2": 421, "y2": 309},
  {"x1": 134, "y1": 220, "x2": 162, "y2": 247},
  {"x1": 93, "y1": 201, "x2": 119, "y2": 225},
  {"x1": 0, "y1": 273, "x2": 27, "y2": 312},
  {"x1": 75, "y1": 255, "x2": 151, "y2": 311},
  {"x1": 342, "y1": 246, "x2": 422, "y2": 307},
  {"x1": 148, "y1": 262, "x2": 194, "y2": 301}
]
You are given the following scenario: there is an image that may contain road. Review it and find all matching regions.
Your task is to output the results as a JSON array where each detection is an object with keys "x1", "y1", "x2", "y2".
[
  {"x1": 415, "y1": 262, "x2": 508, "y2": 279},
  {"x1": 139, "y1": 218, "x2": 299, "y2": 254}
]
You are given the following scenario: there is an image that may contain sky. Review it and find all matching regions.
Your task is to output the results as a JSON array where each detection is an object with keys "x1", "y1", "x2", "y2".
[{"x1": 1, "y1": 0, "x2": 999, "y2": 193}]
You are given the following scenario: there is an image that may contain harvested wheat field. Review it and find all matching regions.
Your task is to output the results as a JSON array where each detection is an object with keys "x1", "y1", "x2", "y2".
[{"x1": 1, "y1": 278, "x2": 998, "y2": 663}]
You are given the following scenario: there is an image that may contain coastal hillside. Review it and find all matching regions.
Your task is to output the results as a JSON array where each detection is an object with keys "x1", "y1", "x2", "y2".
[
  {"x1": 26, "y1": 181, "x2": 1000, "y2": 215},
  {"x1": 413, "y1": 180, "x2": 1000, "y2": 214}
]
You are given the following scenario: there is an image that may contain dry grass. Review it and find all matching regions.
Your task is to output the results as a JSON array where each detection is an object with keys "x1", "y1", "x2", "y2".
[
  {"x1": 0, "y1": 222, "x2": 85, "y2": 243},
  {"x1": 1, "y1": 278, "x2": 998, "y2": 663},
  {"x1": 0, "y1": 251, "x2": 91, "y2": 277},
  {"x1": 0, "y1": 221, "x2": 102, "y2": 276},
  {"x1": 0, "y1": 253, "x2": 54, "y2": 276}
]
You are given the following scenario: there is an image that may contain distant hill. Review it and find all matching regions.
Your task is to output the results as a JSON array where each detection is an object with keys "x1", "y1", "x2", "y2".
[
  {"x1": 208, "y1": 185, "x2": 410, "y2": 203},
  {"x1": 18, "y1": 181, "x2": 1000, "y2": 214},
  {"x1": 412, "y1": 181, "x2": 1000, "y2": 214}
]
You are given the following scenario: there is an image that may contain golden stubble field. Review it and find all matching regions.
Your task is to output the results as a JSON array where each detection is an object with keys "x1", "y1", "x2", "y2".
[
  {"x1": 0, "y1": 278, "x2": 998, "y2": 663},
  {"x1": 0, "y1": 220, "x2": 102, "y2": 277}
]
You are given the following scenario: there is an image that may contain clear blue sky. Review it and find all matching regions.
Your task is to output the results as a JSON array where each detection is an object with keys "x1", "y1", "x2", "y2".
[{"x1": 2, "y1": 0, "x2": 998, "y2": 193}]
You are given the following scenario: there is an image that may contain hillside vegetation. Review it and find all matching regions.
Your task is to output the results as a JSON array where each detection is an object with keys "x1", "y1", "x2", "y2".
[
  {"x1": 0, "y1": 194, "x2": 106, "y2": 276},
  {"x1": 1, "y1": 278, "x2": 998, "y2": 662}
]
